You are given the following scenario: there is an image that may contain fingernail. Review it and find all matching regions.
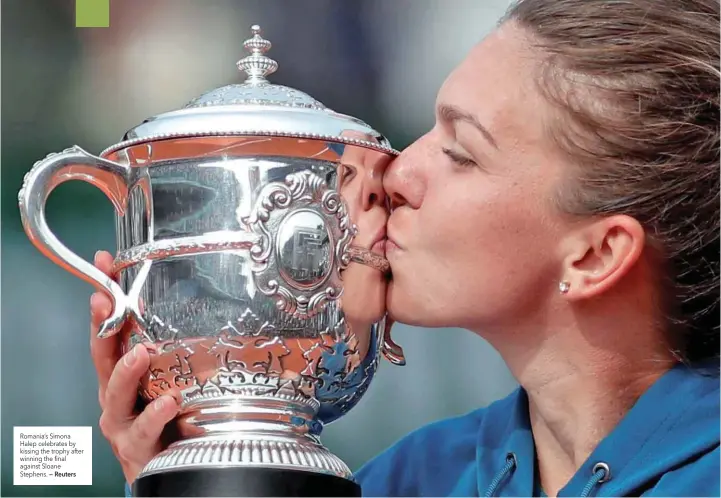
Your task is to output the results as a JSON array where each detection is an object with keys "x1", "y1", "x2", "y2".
[
  {"x1": 94, "y1": 251, "x2": 101, "y2": 263},
  {"x1": 154, "y1": 396, "x2": 166, "y2": 412},
  {"x1": 123, "y1": 345, "x2": 138, "y2": 368}
]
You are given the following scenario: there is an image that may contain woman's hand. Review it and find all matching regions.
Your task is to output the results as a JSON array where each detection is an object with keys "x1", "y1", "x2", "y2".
[{"x1": 90, "y1": 250, "x2": 179, "y2": 484}]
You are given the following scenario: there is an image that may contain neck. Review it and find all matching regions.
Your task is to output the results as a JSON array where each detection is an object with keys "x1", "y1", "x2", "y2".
[
  {"x1": 524, "y1": 351, "x2": 673, "y2": 496},
  {"x1": 480, "y1": 292, "x2": 677, "y2": 496}
]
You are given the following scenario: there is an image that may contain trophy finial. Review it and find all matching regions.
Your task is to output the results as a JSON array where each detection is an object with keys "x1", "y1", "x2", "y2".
[{"x1": 236, "y1": 24, "x2": 278, "y2": 83}]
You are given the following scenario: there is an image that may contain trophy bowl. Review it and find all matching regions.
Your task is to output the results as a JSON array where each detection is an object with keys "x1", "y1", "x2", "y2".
[{"x1": 18, "y1": 25, "x2": 405, "y2": 497}]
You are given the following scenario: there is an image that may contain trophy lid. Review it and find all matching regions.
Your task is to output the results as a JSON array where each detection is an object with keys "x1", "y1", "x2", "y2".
[{"x1": 100, "y1": 25, "x2": 397, "y2": 157}]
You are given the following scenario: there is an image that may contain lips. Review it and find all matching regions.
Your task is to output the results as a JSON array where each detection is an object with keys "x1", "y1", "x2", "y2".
[
  {"x1": 369, "y1": 227, "x2": 387, "y2": 256},
  {"x1": 371, "y1": 239, "x2": 386, "y2": 255},
  {"x1": 385, "y1": 239, "x2": 401, "y2": 253},
  {"x1": 385, "y1": 225, "x2": 402, "y2": 252}
]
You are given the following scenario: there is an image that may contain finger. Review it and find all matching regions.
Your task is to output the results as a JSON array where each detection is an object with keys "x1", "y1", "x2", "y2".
[
  {"x1": 128, "y1": 395, "x2": 179, "y2": 448},
  {"x1": 103, "y1": 344, "x2": 150, "y2": 430},
  {"x1": 94, "y1": 250, "x2": 115, "y2": 279},
  {"x1": 90, "y1": 292, "x2": 121, "y2": 394},
  {"x1": 90, "y1": 249, "x2": 121, "y2": 386},
  {"x1": 90, "y1": 291, "x2": 112, "y2": 329}
]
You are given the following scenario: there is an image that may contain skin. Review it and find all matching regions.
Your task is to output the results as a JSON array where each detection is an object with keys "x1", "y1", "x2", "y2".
[
  {"x1": 90, "y1": 23, "x2": 677, "y2": 495},
  {"x1": 336, "y1": 134, "x2": 391, "y2": 358},
  {"x1": 383, "y1": 23, "x2": 676, "y2": 495},
  {"x1": 90, "y1": 251, "x2": 179, "y2": 485}
]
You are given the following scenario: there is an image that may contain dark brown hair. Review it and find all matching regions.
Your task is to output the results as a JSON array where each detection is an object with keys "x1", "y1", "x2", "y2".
[{"x1": 502, "y1": 0, "x2": 720, "y2": 364}]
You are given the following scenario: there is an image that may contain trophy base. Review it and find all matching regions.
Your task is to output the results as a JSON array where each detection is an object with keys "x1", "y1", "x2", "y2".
[{"x1": 132, "y1": 467, "x2": 361, "y2": 497}]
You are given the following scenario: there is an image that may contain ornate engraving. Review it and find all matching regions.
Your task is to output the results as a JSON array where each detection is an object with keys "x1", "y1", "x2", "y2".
[
  {"x1": 347, "y1": 246, "x2": 391, "y2": 274},
  {"x1": 141, "y1": 437, "x2": 353, "y2": 479},
  {"x1": 112, "y1": 231, "x2": 260, "y2": 272},
  {"x1": 184, "y1": 26, "x2": 324, "y2": 110},
  {"x1": 137, "y1": 314, "x2": 378, "y2": 419},
  {"x1": 242, "y1": 171, "x2": 354, "y2": 320},
  {"x1": 219, "y1": 308, "x2": 273, "y2": 337},
  {"x1": 184, "y1": 83, "x2": 327, "y2": 110},
  {"x1": 99, "y1": 130, "x2": 399, "y2": 159}
]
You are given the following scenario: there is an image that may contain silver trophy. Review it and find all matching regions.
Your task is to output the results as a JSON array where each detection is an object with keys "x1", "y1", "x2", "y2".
[{"x1": 18, "y1": 25, "x2": 405, "y2": 497}]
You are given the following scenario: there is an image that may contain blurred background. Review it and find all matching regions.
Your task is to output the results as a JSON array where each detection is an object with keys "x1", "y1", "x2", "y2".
[{"x1": 2, "y1": 0, "x2": 518, "y2": 496}]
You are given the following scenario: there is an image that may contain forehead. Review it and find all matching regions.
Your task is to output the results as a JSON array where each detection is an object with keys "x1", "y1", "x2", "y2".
[{"x1": 437, "y1": 25, "x2": 548, "y2": 147}]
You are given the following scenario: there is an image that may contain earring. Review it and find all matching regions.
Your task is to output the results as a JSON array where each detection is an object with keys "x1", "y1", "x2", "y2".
[{"x1": 559, "y1": 281, "x2": 571, "y2": 294}]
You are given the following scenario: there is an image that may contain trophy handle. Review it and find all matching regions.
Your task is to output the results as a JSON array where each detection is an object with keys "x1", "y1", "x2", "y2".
[
  {"x1": 381, "y1": 319, "x2": 406, "y2": 366},
  {"x1": 18, "y1": 145, "x2": 133, "y2": 339}
]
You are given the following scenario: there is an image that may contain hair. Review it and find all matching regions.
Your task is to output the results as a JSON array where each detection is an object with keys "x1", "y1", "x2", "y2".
[{"x1": 501, "y1": 0, "x2": 720, "y2": 365}]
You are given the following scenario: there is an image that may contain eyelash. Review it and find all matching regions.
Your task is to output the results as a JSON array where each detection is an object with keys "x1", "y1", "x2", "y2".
[
  {"x1": 339, "y1": 164, "x2": 357, "y2": 183},
  {"x1": 442, "y1": 147, "x2": 477, "y2": 168}
]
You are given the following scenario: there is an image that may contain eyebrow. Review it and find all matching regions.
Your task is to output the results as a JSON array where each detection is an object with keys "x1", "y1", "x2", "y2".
[{"x1": 437, "y1": 103, "x2": 499, "y2": 150}]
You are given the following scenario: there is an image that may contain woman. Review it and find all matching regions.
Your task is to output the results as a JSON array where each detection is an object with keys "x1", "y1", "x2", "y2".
[{"x1": 90, "y1": 0, "x2": 719, "y2": 495}]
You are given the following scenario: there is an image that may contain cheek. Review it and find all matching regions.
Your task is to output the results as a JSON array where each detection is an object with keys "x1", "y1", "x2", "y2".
[
  {"x1": 341, "y1": 181, "x2": 363, "y2": 224},
  {"x1": 341, "y1": 265, "x2": 386, "y2": 324},
  {"x1": 427, "y1": 180, "x2": 553, "y2": 255},
  {"x1": 419, "y1": 182, "x2": 560, "y2": 313}
]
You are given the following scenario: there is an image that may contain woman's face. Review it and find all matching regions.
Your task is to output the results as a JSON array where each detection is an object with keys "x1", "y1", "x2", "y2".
[
  {"x1": 384, "y1": 25, "x2": 572, "y2": 332},
  {"x1": 336, "y1": 138, "x2": 390, "y2": 334}
]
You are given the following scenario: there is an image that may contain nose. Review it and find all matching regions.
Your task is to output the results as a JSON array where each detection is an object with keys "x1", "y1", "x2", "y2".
[
  {"x1": 361, "y1": 163, "x2": 385, "y2": 211},
  {"x1": 383, "y1": 138, "x2": 427, "y2": 210}
]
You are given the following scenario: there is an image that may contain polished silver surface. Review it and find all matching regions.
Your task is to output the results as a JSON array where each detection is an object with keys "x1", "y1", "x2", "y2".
[
  {"x1": 18, "y1": 146, "x2": 141, "y2": 338},
  {"x1": 18, "y1": 24, "x2": 405, "y2": 485},
  {"x1": 100, "y1": 25, "x2": 397, "y2": 159}
]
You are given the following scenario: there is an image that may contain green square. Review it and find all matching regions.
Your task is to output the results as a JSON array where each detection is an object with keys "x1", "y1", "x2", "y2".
[{"x1": 75, "y1": 0, "x2": 110, "y2": 28}]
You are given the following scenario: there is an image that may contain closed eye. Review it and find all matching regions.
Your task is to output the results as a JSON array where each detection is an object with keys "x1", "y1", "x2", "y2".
[
  {"x1": 442, "y1": 147, "x2": 477, "y2": 168},
  {"x1": 339, "y1": 164, "x2": 357, "y2": 184}
]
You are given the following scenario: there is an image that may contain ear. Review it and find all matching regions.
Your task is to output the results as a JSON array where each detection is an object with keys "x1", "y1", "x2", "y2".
[{"x1": 560, "y1": 215, "x2": 646, "y2": 300}]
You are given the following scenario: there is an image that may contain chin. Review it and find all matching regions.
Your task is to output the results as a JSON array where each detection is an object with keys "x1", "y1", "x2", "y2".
[
  {"x1": 341, "y1": 265, "x2": 388, "y2": 324},
  {"x1": 353, "y1": 286, "x2": 387, "y2": 325},
  {"x1": 386, "y1": 279, "x2": 446, "y2": 327}
]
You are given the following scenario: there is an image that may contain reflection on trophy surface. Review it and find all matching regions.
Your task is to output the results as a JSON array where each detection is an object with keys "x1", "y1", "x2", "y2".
[
  {"x1": 18, "y1": 25, "x2": 405, "y2": 497},
  {"x1": 335, "y1": 130, "x2": 398, "y2": 361}
]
